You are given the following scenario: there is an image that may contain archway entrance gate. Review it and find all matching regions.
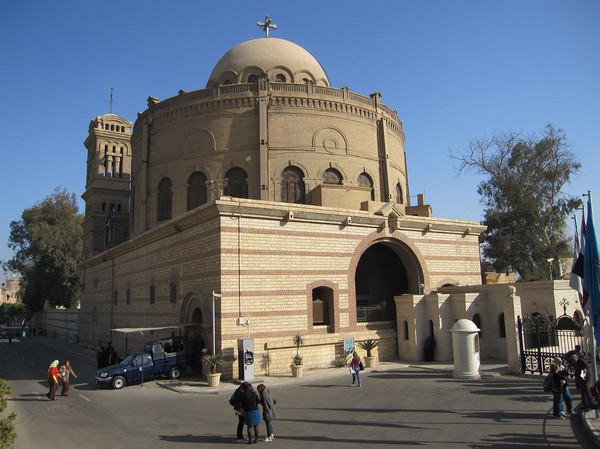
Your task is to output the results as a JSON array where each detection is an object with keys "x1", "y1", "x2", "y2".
[{"x1": 517, "y1": 313, "x2": 584, "y2": 374}]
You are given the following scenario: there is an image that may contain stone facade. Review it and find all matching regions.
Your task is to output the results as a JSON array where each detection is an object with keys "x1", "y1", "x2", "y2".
[
  {"x1": 80, "y1": 195, "x2": 484, "y2": 378},
  {"x1": 79, "y1": 36, "x2": 489, "y2": 378}
]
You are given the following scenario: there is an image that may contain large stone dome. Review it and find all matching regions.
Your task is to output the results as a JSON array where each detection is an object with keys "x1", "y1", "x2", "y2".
[{"x1": 207, "y1": 38, "x2": 330, "y2": 87}]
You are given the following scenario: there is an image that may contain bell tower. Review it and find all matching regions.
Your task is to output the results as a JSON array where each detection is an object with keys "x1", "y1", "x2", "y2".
[{"x1": 82, "y1": 114, "x2": 132, "y2": 260}]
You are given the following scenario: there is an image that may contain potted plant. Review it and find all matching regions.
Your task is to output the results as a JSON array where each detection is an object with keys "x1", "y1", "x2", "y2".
[
  {"x1": 291, "y1": 335, "x2": 304, "y2": 377},
  {"x1": 359, "y1": 339, "x2": 379, "y2": 368},
  {"x1": 202, "y1": 353, "x2": 224, "y2": 387}
]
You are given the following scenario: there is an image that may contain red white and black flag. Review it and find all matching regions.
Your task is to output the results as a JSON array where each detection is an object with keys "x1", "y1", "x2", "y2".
[{"x1": 570, "y1": 209, "x2": 588, "y2": 308}]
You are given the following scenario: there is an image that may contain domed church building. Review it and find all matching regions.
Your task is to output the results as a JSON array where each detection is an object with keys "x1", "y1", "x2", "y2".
[{"x1": 79, "y1": 20, "x2": 490, "y2": 377}]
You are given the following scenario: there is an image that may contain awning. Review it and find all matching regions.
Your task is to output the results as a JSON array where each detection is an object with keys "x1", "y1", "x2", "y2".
[
  {"x1": 110, "y1": 323, "x2": 200, "y2": 334},
  {"x1": 109, "y1": 323, "x2": 201, "y2": 355}
]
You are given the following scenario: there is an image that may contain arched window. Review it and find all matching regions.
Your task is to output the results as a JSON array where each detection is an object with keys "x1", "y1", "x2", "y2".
[
  {"x1": 157, "y1": 177, "x2": 172, "y2": 221},
  {"x1": 473, "y1": 313, "x2": 482, "y2": 337},
  {"x1": 281, "y1": 166, "x2": 305, "y2": 203},
  {"x1": 395, "y1": 183, "x2": 404, "y2": 204},
  {"x1": 224, "y1": 167, "x2": 248, "y2": 199},
  {"x1": 312, "y1": 286, "x2": 332, "y2": 326},
  {"x1": 358, "y1": 172, "x2": 374, "y2": 200},
  {"x1": 187, "y1": 171, "x2": 207, "y2": 211},
  {"x1": 170, "y1": 283, "x2": 177, "y2": 304},
  {"x1": 499, "y1": 313, "x2": 506, "y2": 338},
  {"x1": 247, "y1": 74, "x2": 258, "y2": 83},
  {"x1": 323, "y1": 168, "x2": 342, "y2": 185},
  {"x1": 275, "y1": 74, "x2": 286, "y2": 82}
]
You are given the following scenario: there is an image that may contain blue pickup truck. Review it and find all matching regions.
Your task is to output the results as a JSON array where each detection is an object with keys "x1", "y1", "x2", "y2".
[{"x1": 95, "y1": 336, "x2": 195, "y2": 389}]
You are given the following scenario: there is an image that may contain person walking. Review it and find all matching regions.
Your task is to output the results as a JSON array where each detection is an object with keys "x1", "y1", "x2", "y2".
[
  {"x1": 241, "y1": 383, "x2": 261, "y2": 444},
  {"x1": 46, "y1": 360, "x2": 60, "y2": 400},
  {"x1": 349, "y1": 352, "x2": 362, "y2": 387},
  {"x1": 60, "y1": 360, "x2": 78, "y2": 396},
  {"x1": 571, "y1": 353, "x2": 591, "y2": 411},
  {"x1": 257, "y1": 384, "x2": 276, "y2": 442},
  {"x1": 554, "y1": 357, "x2": 574, "y2": 416}
]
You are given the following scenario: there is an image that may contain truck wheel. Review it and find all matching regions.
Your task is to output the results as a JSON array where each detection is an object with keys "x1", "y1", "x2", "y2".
[
  {"x1": 169, "y1": 367, "x2": 181, "y2": 379},
  {"x1": 112, "y1": 376, "x2": 126, "y2": 389}
]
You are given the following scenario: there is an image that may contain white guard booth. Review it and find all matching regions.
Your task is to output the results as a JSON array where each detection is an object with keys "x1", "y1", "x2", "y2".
[{"x1": 450, "y1": 319, "x2": 481, "y2": 380}]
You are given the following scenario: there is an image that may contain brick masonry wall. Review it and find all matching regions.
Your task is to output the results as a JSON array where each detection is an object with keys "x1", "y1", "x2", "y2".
[{"x1": 79, "y1": 199, "x2": 484, "y2": 377}]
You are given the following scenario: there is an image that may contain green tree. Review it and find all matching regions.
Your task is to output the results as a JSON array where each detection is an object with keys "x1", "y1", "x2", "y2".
[
  {"x1": 452, "y1": 124, "x2": 581, "y2": 281},
  {"x1": 0, "y1": 303, "x2": 27, "y2": 325},
  {"x1": 0, "y1": 379, "x2": 16, "y2": 448},
  {"x1": 4, "y1": 188, "x2": 83, "y2": 312}
]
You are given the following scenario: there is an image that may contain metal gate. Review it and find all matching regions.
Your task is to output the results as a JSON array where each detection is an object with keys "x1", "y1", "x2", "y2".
[{"x1": 517, "y1": 313, "x2": 583, "y2": 374}]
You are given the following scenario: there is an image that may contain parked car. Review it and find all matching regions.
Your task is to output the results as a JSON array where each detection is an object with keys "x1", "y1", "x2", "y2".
[{"x1": 95, "y1": 336, "x2": 194, "y2": 389}]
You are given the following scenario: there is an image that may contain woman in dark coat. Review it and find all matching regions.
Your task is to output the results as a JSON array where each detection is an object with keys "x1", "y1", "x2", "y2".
[
  {"x1": 257, "y1": 384, "x2": 277, "y2": 442},
  {"x1": 241, "y1": 382, "x2": 261, "y2": 444}
]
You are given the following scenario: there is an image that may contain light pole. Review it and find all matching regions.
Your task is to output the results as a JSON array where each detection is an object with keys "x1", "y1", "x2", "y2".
[
  {"x1": 205, "y1": 178, "x2": 228, "y2": 200},
  {"x1": 211, "y1": 291, "x2": 221, "y2": 355},
  {"x1": 546, "y1": 258, "x2": 554, "y2": 281}
]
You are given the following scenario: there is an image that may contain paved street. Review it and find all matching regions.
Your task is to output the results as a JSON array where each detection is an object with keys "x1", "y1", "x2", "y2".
[{"x1": 1, "y1": 335, "x2": 598, "y2": 448}]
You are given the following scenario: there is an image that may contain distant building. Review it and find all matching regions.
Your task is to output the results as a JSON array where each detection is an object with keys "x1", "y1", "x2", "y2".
[{"x1": 1, "y1": 275, "x2": 21, "y2": 305}]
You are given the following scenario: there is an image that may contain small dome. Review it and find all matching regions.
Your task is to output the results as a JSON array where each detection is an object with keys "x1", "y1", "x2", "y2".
[
  {"x1": 451, "y1": 319, "x2": 480, "y2": 333},
  {"x1": 207, "y1": 38, "x2": 329, "y2": 87}
]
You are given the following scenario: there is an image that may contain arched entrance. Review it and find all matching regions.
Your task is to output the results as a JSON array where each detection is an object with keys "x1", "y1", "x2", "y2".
[
  {"x1": 181, "y1": 291, "x2": 212, "y2": 367},
  {"x1": 354, "y1": 239, "x2": 423, "y2": 323}
]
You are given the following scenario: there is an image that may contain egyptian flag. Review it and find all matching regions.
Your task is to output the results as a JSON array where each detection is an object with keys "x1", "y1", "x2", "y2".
[{"x1": 570, "y1": 210, "x2": 588, "y2": 308}]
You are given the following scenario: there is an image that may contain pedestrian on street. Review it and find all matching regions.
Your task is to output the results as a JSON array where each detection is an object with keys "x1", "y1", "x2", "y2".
[
  {"x1": 564, "y1": 345, "x2": 584, "y2": 368},
  {"x1": 571, "y1": 353, "x2": 591, "y2": 411},
  {"x1": 60, "y1": 360, "x2": 77, "y2": 396},
  {"x1": 229, "y1": 382, "x2": 248, "y2": 441},
  {"x1": 241, "y1": 382, "x2": 261, "y2": 444},
  {"x1": 106, "y1": 342, "x2": 118, "y2": 365},
  {"x1": 553, "y1": 357, "x2": 574, "y2": 416},
  {"x1": 46, "y1": 360, "x2": 60, "y2": 400},
  {"x1": 349, "y1": 352, "x2": 362, "y2": 387},
  {"x1": 96, "y1": 346, "x2": 106, "y2": 369},
  {"x1": 257, "y1": 383, "x2": 276, "y2": 442}
]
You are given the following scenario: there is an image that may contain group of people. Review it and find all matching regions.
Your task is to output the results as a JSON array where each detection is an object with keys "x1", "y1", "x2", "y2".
[
  {"x1": 229, "y1": 382, "x2": 277, "y2": 443},
  {"x1": 548, "y1": 345, "x2": 595, "y2": 419},
  {"x1": 96, "y1": 342, "x2": 119, "y2": 369},
  {"x1": 46, "y1": 359, "x2": 77, "y2": 400}
]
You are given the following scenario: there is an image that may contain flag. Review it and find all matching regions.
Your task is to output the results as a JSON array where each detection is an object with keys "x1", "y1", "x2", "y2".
[
  {"x1": 583, "y1": 196, "x2": 600, "y2": 343},
  {"x1": 570, "y1": 210, "x2": 589, "y2": 308},
  {"x1": 105, "y1": 206, "x2": 116, "y2": 227}
]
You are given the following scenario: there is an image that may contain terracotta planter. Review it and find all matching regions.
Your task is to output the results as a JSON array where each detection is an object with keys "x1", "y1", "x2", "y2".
[
  {"x1": 291, "y1": 364, "x2": 304, "y2": 377},
  {"x1": 206, "y1": 372, "x2": 221, "y2": 387},
  {"x1": 364, "y1": 356, "x2": 377, "y2": 368}
]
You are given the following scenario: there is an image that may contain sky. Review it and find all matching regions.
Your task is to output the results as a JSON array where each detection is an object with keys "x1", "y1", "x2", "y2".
[{"x1": 1, "y1": 1, "x2": 599, "y2": 281}]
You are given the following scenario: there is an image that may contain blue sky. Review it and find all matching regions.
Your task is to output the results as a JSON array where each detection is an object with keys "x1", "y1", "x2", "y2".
[{"x1": 1, "y1": 1, "x2": 599, "y2": 281}]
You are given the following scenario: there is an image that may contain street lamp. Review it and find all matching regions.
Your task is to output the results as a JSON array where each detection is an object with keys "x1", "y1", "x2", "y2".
[
  {"x1": 546, "y1": 258, "x2": 554, "y2": 281},
  {"x1": 211, "y1": 291, "x2": 221, "y2": 355},
  {"x1": 205, "y1": 178, "x2": 228, "y2": 199}
]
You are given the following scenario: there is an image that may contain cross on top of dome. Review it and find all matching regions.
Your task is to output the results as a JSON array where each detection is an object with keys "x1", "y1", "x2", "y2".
[{"x1": 257, "y1": 15, "x2": 278, "y2": 38}]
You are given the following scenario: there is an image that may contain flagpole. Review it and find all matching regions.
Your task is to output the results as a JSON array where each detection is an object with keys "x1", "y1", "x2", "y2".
[{"x1": 584, "y1": 191, "x2": 599, "y2": 399}]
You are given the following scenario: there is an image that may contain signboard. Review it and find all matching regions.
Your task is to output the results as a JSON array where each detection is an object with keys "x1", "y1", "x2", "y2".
[{"x1": 344, "y1": 337, "x2": 355, "y2": 355}]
